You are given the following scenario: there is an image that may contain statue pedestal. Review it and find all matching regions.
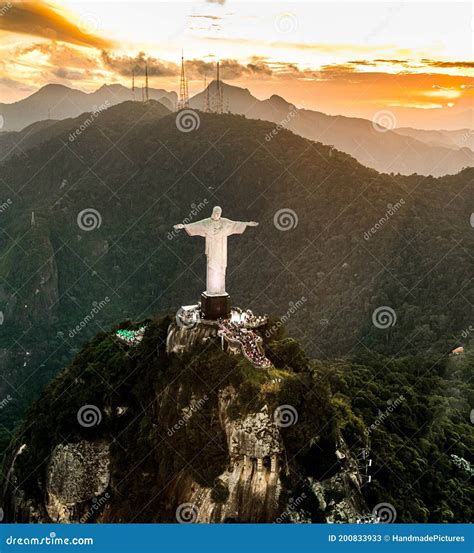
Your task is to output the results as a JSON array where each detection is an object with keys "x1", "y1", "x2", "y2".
[{"x1": 201, "y1": 292, "x2": 230, "y2": 320}]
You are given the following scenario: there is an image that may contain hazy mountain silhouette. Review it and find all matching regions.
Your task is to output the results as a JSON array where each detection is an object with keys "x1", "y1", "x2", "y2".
[
  {"x1": 190, "y1": 81, "x2": 473, "y2": 177},
  {"x1": 0, "y1": 83, "x2": 176, "y2": 132}
]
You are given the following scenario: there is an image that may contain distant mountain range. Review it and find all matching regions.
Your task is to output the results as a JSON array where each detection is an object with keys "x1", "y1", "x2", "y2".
[
  {"x1": 190, "y1": 81, "x2": 473, "y2": 177},
  {"x1": 0, "y1": 83, "x2": 177, "y2": 132},
  {"x1": 1, "y1": 82, "x2": 472, "y2": 176}
]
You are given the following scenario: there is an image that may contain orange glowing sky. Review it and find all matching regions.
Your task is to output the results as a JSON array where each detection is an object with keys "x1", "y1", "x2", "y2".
[{"x1": 0, "y1": 1, "x2": 472, "y2": 128}]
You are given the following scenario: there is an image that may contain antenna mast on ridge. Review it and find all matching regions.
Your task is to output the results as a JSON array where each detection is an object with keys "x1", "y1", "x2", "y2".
[
  {"x1": 215, "y1": 61, "x2": 224, "y2": 114},
  {"x1": 132, "y1": 68, "x2": 135, "y2": 101},
  {"x1": 178, "y1": 51, "x2": 189, "y2": 110},
  {"x1": 145, "y1": 61, "x2": 149, "y2": 102}
]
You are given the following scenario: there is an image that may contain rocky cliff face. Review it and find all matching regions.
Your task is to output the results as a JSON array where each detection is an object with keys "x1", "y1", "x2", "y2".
[{"x1": 1, "y1": 316, "x2": 369, "y2": 523}]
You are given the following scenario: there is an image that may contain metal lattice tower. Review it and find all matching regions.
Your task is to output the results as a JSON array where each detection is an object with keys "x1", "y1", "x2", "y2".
[
  {"x1": 178, "y1": 51, "x2": 189, "y2": 110},
  {"x1": 214, "y1": 61, "x2": 224, "y2": 114},
  {"x1": 132, "y1": 68, "x2": 135, "y2": 101},
  {"x1": 145, "y1": 62, "x2": 149, "y2": 102},
  {"x1": 203, "y1": 75, "x2": 210, "y2": 112}
]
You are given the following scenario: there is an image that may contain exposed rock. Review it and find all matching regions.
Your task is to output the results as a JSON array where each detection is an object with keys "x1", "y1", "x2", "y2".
[{"x1": 45, "y1": 441, "x2": 110, "y2": 522}]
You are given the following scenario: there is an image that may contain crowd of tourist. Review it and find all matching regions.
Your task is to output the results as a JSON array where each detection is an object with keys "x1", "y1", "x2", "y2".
[{"x1": 218, "y1": 320, "x2": 272, "y2": 368}]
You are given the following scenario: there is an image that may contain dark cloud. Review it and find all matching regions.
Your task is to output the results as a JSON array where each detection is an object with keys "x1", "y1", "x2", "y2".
[
  {"x1": 51, "y1": 67, "x2": 85, "y2": 80},
  {"x1": 100, "y1": 51, "x2": 178, "y2": 77},
  {"x1": 188, "y1": 15, "x2": 222, "y2": 20},
  {"x1": 422, "y1": 59, "x2": 474, "y2": 69},
  {"x1": 0, "y1": 1, "x2": 112, "y2": 49}
]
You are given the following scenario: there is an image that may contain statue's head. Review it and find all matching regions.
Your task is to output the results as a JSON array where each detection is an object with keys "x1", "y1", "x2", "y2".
[{"x1": 211, "y1": 206, "x2": 222, "y2": 220}]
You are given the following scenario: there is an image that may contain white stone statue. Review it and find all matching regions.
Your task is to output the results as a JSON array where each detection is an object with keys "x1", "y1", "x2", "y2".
[{"x1": 174, "y1": 206, "x2": 258, "y2": 296}]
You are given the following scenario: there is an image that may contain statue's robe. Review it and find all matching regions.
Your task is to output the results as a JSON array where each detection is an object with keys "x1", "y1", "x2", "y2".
[{"x1": 184, "y1": 217, "x2": 248, "y2": 295}]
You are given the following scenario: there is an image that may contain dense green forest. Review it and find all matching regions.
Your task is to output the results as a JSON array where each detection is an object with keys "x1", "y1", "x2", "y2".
[
  {"x1": 0, "y1": 101, "x2": 471, "y2": 440},
  {"x1": 0, "y1": 103, "x2": 472, "y2": 522},
  {"x1": 2, "y1": 317, "x2": 472, "y2": 522}
]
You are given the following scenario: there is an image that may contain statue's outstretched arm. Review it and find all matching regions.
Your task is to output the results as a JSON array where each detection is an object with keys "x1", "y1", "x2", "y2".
[
  {"x1": 173, "y1": 220, "x2": 207, "y2": 237},
  {"x1": 227, "y1": 219, "x2": 259, "y2": 235}
]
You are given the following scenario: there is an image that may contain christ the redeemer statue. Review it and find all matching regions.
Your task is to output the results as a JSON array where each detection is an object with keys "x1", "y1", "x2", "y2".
[{"x1": 174, "y1": 206, "x2": 258, "y2": 319}]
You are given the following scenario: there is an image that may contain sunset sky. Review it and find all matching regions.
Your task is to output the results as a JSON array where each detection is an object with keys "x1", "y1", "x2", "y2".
[{"x1": 0, "y1": 1, "x2": 472, "y2": 128}]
